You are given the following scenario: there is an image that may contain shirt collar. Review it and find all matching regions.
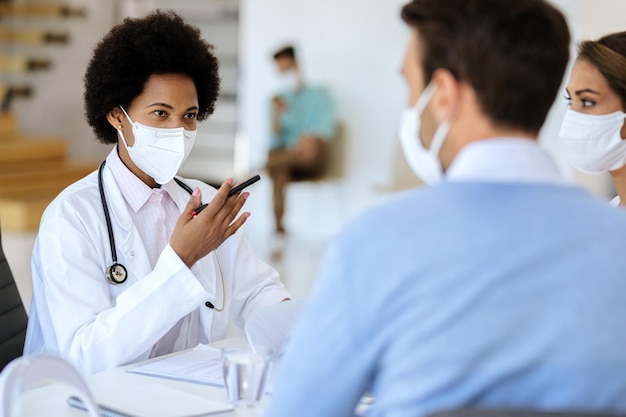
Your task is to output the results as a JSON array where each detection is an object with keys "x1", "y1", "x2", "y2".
[
  {"x1": 445, "y1": 138, "x2": 568, "y2": 185},
  {"x1": 106, "y1": 146, "x2": 179, "y2": 213}
]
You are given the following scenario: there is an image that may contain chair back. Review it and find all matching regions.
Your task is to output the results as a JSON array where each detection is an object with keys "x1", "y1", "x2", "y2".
[
  {"x1": 0, "y1": 228, "x2": 28, "y2": 371},
  {"x1": 0, "y1": 354, "x2": 100, "y2": 417},
  {"x1": 323, "y1": 123, "x2": 345, "y2": 180},
  {"x1": 429, "y1": 408, "x2": 626, "y2": 417},
  {"x1": 291, "y1": 123, "x2": 346, "y2": 183}
]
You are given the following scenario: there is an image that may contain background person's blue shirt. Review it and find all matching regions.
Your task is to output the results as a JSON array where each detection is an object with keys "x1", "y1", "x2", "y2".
[
  {"x1": 270, "y1": 86, "x2": 336, "y2": 150},
  {"x1": 264, "y1": 139, "x2": 626, "y2": 417}
]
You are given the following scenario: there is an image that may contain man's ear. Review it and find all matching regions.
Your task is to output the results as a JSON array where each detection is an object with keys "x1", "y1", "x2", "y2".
[
  {"x1": 430, "y1": 69, "x2": 461, "y2": 124},
  {"x1": 106, "y1": 107, "x2": 124, "y2": 130}
]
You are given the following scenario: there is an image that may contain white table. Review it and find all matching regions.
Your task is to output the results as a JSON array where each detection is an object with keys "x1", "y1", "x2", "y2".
[{"x1": 18, "y1": 338, "x2": 267, "y2": 417}]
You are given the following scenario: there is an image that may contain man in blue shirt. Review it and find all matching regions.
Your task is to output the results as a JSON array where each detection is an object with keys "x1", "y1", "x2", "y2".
[
  {"x1": 263, "y1": 1, "x2": 626, "y2": 417},
  {"x1": 266, "y1": 46, "x2": 336, "y2": 251}
]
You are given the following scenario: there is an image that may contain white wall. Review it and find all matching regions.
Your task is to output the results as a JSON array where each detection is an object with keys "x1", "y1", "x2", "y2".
[
  {"x1": 537, "y1": 0, "x2": 580, "y2": 184},
  {"x1": 239, "y1": 0, "x2": 409, "y2": 214},
  {"x1": 5, "y1": 0, "x2": 626, "y2": 313},
  {"x1": 580, "y1": 0, "x2": 626, "y2": 39},
  {"x1": 239, "y1": 0, "x2": 625, "y2": 209},
  {"x1": 9, "y1": 0, "x2": 621, "y2": 201}
]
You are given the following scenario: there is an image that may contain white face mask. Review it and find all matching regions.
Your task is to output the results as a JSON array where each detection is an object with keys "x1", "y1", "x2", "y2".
[
  {"x1": 117, "y1": 106, "x2": 197, "y2": 184},
  {"x1": 398, "y1": 82, "x2": 451, "y2": 185},
  {"x1": 280, "y1": 70, "x2": 301, "y2": 91},
  {"x1": 559, "y1": 109, "x2": 626, "y2": 173}
]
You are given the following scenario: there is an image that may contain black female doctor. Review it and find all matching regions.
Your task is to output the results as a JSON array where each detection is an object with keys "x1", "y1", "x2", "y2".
[{"x1": 24, "y1": 10, "x2": 291, "y2": 374}]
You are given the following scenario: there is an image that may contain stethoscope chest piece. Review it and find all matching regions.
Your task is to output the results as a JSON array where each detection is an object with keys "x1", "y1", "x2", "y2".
[{"x1": 106, "y1": 263, "x2": 128, "y2": 284}]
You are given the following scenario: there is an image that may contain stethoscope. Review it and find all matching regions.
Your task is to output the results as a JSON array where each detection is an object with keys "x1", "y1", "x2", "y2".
[{"x1": 98, "y1": 160, "x2": 226, "y2": 311}]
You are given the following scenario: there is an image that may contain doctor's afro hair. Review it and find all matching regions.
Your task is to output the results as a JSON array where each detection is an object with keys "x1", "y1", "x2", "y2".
[{"x1": 84, "y1": 10, "x2": 220, "y2": 144}]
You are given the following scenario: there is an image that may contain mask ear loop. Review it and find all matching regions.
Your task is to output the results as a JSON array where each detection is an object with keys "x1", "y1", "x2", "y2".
[
  {"x1": 416, "y1": 82, "x2": 450, "y2": 176},
  {"x1": 429, "y1": 120, "x2": 451, "y2": 160},
  {"x1": 117, "y1": 106, "x2": 135, "y2": 149},
  {"x1": 118, "y1": 106, "x2": 135, "y2": 126}
]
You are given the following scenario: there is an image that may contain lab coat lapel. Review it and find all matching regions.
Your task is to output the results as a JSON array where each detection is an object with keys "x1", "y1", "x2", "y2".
[
  {"x1": 169, "y1": 178, "x2": 219, "y2": 342},
  {"x1": 167, "y1": 178, "x2": 219, "y2": 295}
]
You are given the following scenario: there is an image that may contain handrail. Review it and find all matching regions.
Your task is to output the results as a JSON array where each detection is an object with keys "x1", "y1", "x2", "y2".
[
  {"x1": 0, "y1": 56, "x2": 51, "y2": 72},
  {"x1": 0, "y1": 83, "x2": 32, "y2": 111},
  {"x1": 0, "y1": 4, "x2": 86, "y2": 18},
  {"x1": 0, "y1": 29, "x2": 68, "y2": 45}
]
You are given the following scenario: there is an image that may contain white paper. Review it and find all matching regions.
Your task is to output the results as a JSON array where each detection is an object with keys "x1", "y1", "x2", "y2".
[
  {"x1": 127, "y1": 344, "x2": 225, "y2": 387},
  {"x1": 95, "y1": 382, "x2": 233, "y2": 417}
]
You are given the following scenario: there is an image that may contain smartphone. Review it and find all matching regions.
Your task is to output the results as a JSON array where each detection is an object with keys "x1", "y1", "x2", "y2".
[
  {"x1": 192, "y1": 174, "x2": 261, "y2": 216},
  {"x1": 227, "y1": 174, "x2": 261, "y2": 197}
]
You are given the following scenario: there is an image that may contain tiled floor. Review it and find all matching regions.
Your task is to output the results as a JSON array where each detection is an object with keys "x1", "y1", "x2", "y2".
[{"x1": 2, "y1": 175, "x2": 390, "y2": 312}]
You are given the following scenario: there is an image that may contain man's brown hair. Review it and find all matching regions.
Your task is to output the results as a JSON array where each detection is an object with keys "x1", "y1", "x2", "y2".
[
  {"x1": 273, "y1": 45, "x2": 296, "y2": 61},
  {"x1": 401, "y1": 0, "x2": 570, "y2": 134}
]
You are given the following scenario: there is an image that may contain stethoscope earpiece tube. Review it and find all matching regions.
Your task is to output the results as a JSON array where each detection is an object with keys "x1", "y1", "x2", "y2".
[{"x1": 99, "y1": 161, "x2": 127, "y2": 285}]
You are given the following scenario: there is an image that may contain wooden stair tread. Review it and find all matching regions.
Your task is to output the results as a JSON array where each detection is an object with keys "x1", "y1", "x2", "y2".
[
  {"x1": 0, "y1": 196, "x2": 53, "y2": 231},
  {"x1": 0, "y1": 161, "x2": 96, "y2": 198},
  {"x1": 0, "y1": 112, "x2": 18, "y2": 139},
  {"x1": 0, "y1": 161, "x2": 96, "y2": 231},
  {"x1": 0, "y1": 190, "x2": 60, "y2": 202},
  {"x1": 0, "y1": 160, "x2": 96, "y2": 176},
  {"x1": 0, "y1": 137, "x2": 68, "y2": 163},
  {"x1": 0, "y1": 159, "x2": 71, "y2": 174}
]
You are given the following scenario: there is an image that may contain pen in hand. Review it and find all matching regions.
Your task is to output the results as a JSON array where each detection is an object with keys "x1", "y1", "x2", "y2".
[{"x1": 191, "y1": 174, "x2": 261, "y2": 217}]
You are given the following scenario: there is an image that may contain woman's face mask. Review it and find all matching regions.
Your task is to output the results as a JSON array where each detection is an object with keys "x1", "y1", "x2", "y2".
[
  {"x1": 559, "y1": 109, "x2": 626, "y2": 173},
  {"x1": 558, "y1": 58, "x2": 626, "y2": 173},
  {"x1": 117, "y1": 106, "x2": 197, "y2": 184}
]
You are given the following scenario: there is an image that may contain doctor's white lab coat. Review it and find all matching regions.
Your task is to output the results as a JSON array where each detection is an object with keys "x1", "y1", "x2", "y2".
[{"x1": 24, "y1": 160, "x2": 291, "y2": 374}]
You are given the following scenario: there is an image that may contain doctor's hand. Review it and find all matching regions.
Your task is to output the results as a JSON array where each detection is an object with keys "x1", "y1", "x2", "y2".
[{"x1": 170, "y1": 179, "x2": 250, "y2": 268}]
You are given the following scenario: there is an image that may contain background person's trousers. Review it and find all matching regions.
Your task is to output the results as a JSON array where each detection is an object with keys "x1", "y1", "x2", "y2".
[{"x1": 266, "y1": 139, "x2": 329, "y2": 234}]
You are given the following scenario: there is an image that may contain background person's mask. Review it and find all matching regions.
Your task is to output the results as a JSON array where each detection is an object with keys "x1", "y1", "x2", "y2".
[
  {"x1": 118, "y1": 106, "x2": 197, "y2": 184},
  {"x1": 559, "y1": 109, "x2": 626, "y2": 173},
  {"x1": 398, "y1": 83, "x2": 451, "y2": 185},
  {"x1": 280, "y1": 70, "x2": 301, "y2": 91}
]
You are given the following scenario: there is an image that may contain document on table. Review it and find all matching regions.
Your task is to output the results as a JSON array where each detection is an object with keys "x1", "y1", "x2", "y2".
[
  {"x1": 127, "y1": 344, "x2": 225, "y2": 387},
  {"x1": 74, "y1": 382, "x2": 233, "y2": 417}
]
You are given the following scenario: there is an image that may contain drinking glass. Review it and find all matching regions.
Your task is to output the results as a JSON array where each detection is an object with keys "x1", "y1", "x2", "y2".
[{"x1": 221, "y1": 345, "x2": 273, "y2": 408}]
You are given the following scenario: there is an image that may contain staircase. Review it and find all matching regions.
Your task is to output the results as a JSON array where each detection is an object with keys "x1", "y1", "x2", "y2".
[
  {"x1": 0, "y1": 111, "x2": 95, "y2": 231},
  {"x1": 0, "y1": 2, "x2": 96, "y2": 231}
]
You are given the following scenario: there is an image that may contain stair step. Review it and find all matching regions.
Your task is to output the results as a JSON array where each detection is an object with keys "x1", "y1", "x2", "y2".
[
  {"x1": 0, "y1": 112, "x2": 18, "y2": 139},
  {"x1": 0, "y1": 29, "x2": 69, "y2": 45},
  {"x1": 0, "y1": 162, "x2": 96, "y2": 198},
  {"x1": 0, "y1": 4, "x2": 86, "y2": 18},
  {"x1": 0, "y1": 193, "x2": 56, "y2": 231},
  {"x1": 0, "y1": 137, "x2": 68, "y2": 163}
]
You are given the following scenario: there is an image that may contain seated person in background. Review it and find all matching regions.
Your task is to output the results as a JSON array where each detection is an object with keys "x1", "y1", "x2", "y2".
[
  {"x1": 266, "y1": 45, "x2": 336, "y2": 250},
  {"x1": 24, "y1": 10, "x2": 291, "y2": 375},
  {"x1": 263, "y1": 1, "x2": 626, "y2": 416}
]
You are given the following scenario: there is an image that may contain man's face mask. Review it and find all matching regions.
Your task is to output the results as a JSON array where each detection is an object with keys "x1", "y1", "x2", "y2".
[
  {"x1": 279, "y1": 70, "x2": 301, "y2": 91},
  {"x1": 398, "y1": 82, "x2": 451, "y2": 185}
]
